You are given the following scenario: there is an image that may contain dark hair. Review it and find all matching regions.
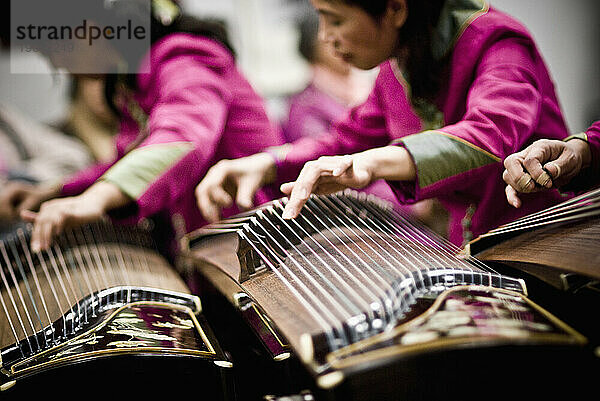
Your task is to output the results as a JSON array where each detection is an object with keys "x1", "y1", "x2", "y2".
[
  {"x1": 298, "y1": 8, "x2": 320, "y2": 63},
  {"x1": 102, "y1": 2, "x2": 235, "y2": 117},
  {"x1": 344, "y1": 0, "x2": 446, "y2": 104}
]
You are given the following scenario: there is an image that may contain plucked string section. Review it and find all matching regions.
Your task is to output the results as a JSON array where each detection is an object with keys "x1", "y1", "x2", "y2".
[
  {"x1": 0, "y1": 220, "x2": 189, "y2": 365},
  {"x1": 469, "y1": 188, "x2": 600, "y2": 253},
  {"x1": 201, "y1": 191, "x2": 526, "y2": 353}
]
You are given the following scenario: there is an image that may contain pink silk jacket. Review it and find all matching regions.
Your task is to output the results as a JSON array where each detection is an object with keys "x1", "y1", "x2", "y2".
[
  {"x1": 61, "y1": 33, "x2": 285, "y2": 238},
  {"x1": 271, "y1": 2, "x2": 571, "y2": 246}
]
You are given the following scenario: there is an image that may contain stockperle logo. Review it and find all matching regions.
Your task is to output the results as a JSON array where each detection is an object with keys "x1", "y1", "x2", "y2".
[{"x1": 10, "y1": 0, "x2": 151, "y2": 74}]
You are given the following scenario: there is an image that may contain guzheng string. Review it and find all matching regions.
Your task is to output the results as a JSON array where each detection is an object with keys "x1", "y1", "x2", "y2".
[
  {"x1": 226, "y1": 191, "x2": 522, "y2": 351},
  {"x1": 261, "y1": 208, "x2": 372, "y2": 319},
  {"x1": 274, "y1": 200, "x2": 399, "y2": 324},
  {"x1": 238, "y1": 228, "x2": 342, "y2": 346},
  {"x1": 0, "y1": 221, "x2": 161, "y2": 356},
  {"x1": 480, "y1": 187, "x2": 600, "y2": 237}
]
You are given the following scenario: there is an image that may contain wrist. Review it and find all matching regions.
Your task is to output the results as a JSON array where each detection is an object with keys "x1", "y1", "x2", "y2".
[
  {"x1": 38, "y1": 181, "x2": 63, "y2": 201},
  {"x1": 82, "y1": 181, "x2": 131, "y2": 212},
  {"x1": 255, "y1": 152, "x2": 277, "y2": 185},
  {"x1": 362, "y1": 146, "x2": 416, "y2": 182},
  {"x1": 567, "y1": 138, "x2": 591, "y2": 169}
]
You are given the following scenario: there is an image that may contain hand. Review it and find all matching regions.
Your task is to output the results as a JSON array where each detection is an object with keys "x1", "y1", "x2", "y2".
[
  {"x1": 195, "y1": 153, "x2": 276, "y2": 222},
  {"x1": 21, "y1": 181, "x2": 130, "y2": 252},
  {"x1": 0, "y1": 181, "x2": 61, "y2": 221},
  {"x1": 281, "y1": 146, "x2": 415, "y2": 219},
  {"x1": 503, "y1": 138, "x2": 591, "y2": 208}
]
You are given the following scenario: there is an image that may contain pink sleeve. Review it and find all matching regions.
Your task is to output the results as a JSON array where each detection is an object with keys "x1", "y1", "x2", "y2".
[
  {"x1": 274, "y1": 85, "x2": 391, "y2": 184},
  {"x1": 586, "y1": 121, "x2": 600, "y2": 175},
  {"x1": 61, "y1": 161, "x2": 115, "y2": 197},
  {"x1": 391, "y1": 38, "x2": 553, "y2": 201},
  {"x1": 101, "y1": 55, "x2": 231, "y2": 219},
  {"x1": 140, "y1": 56, "x2": 231, "y2": 151}
]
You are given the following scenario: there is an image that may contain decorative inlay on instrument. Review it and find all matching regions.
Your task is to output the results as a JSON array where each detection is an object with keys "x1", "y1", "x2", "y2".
[
  {"x1": 182, "y1": 191, "x2": 592, "y2": 400},
  {"x1": 0, "y1": 221, "x2": 232, "y2": 397}
]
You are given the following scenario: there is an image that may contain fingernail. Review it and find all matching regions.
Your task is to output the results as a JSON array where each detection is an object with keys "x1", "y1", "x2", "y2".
[
  {"x1": 282, "y1": 208, "x2": 293, "y2": 219},
  {"x1": 31, "y1": 241, "x2": 40, "y2": 253}
]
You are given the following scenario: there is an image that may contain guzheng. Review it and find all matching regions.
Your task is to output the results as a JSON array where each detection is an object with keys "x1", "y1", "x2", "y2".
[
  {"x1": 469, "y1": 187, "x2": 600, "y2": 286},
  {"x1": 181, "y1": 190, "x2": 595, "y2": 400},
  {"x1": 0, "y1": 221, "x2": 233, "y2": 398}
]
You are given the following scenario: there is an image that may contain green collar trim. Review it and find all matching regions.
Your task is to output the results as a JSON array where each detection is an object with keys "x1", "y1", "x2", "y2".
[{"x1": 432, "y1": 0, "x2": 489, "y2": 60}]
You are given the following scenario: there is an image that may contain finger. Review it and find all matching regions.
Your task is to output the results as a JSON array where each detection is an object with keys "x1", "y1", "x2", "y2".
[
  {"x1": 543, "y1": 151, "x2": 577, "y2": 187},
  {"x1": 514, "y1": 172, "x2": 535, "y2": 193},
  {"x1": 502, "y1": 153, "x2": 528, "y2": 189},
  {"x1": 281, "y1": 161, "x2": 324, "y2": 219},
  {"x1": 208, "y1": 186, "x2": 233, "y2": 209},
  {"x1": 280, "y1": 182, "x2": 294, "y2": 195},
  {"x1": 236, "y1": 177, "x2": 260, "y2": 211},
  {"x1": 331, "y1": 155, "x2": 353, "y2": 176},
  {"x1": 543, "y1": 160, "x2": 563, "y2": 181},
  {"x1": 536, "y1": 169, "x2": 553, "y2": 189},
  {"x1": 38, "y1": 220, "x2": 55, "y2": 252},
  {"x1": 523, "y1": 140, "x2": 560, "y2": 188},
  {"x1": 51, "y1": 215, "x2": 67, "y2": 239},
  {"x1": 503, "y1": 152, "x2": 524, "y2": 175},
  {"x1": 282, "y1": 157, "x2": 353, "y2": 219},
  {"x1": 282, "y1": 186, "x2": 310, "y2": 219},
  {"x1": 20, "y1": 209, "x2": 38, "y2": 222},
  {"x1": 522, "y1": 146, "x2": 553, "y2": 188},
  {"x1": 197, "y1": 191, "x2": 221, "y2": 223},
  {"x1": 30, "y1": 218, "x2": 50, "y2": 253},
  {"x1": 505, "y1": 185, "x2": 522, "y2": 208}
]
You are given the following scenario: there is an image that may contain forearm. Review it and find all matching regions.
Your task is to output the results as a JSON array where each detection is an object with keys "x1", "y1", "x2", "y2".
[
  {"x1": 81, "y1": 181, "x2": 132, "y2": 212},
  {"x1": 359, "y1": 146, "x2": 416, "y2": 182}
]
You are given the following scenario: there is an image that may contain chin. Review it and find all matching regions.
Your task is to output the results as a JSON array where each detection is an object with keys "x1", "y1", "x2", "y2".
[{"x1": 352, "y1": 60, "x2": 381, "y2": 70}]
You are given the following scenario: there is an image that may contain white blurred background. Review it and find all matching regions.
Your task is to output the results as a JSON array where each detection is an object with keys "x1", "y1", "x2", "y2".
[{"x1": 1, "y1": 0, "x2": 599, "y2": 132}]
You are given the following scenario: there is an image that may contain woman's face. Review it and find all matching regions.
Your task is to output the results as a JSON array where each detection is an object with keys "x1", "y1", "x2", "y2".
[{"x1": 310, "y1": 0, "x2": 405, "y2": 70}]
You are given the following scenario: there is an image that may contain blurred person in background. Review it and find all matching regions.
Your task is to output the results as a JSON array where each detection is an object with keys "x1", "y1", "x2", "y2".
[
  {"x1": 0, "y1": 0, "x2": 284, "y2": 256},
  {"x1": 0, "y1": 25, "x2": 93, "y2": 236},
  {"x1": 62, "y1": 76, "x2": 120, "y2": 164},
  {"x1": 282, "y1": 7, "x2": 371, "y2": 143}
]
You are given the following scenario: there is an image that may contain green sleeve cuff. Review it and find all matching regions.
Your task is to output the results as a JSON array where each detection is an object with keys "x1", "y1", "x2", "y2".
[
  {"x1": 101, "y1": 142, "x2": 193, "y2": 200},
  {"x1": 564, "y1": 132, "x2": 588, "y2": 143},
  {"x1": 398, "y1": 130, "x2": 500, "y2": 188}
]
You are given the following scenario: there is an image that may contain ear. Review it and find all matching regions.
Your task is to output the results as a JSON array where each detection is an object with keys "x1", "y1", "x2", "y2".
[{"x1": 388, "y1": 0, "x2": 408, "y2": 28}]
